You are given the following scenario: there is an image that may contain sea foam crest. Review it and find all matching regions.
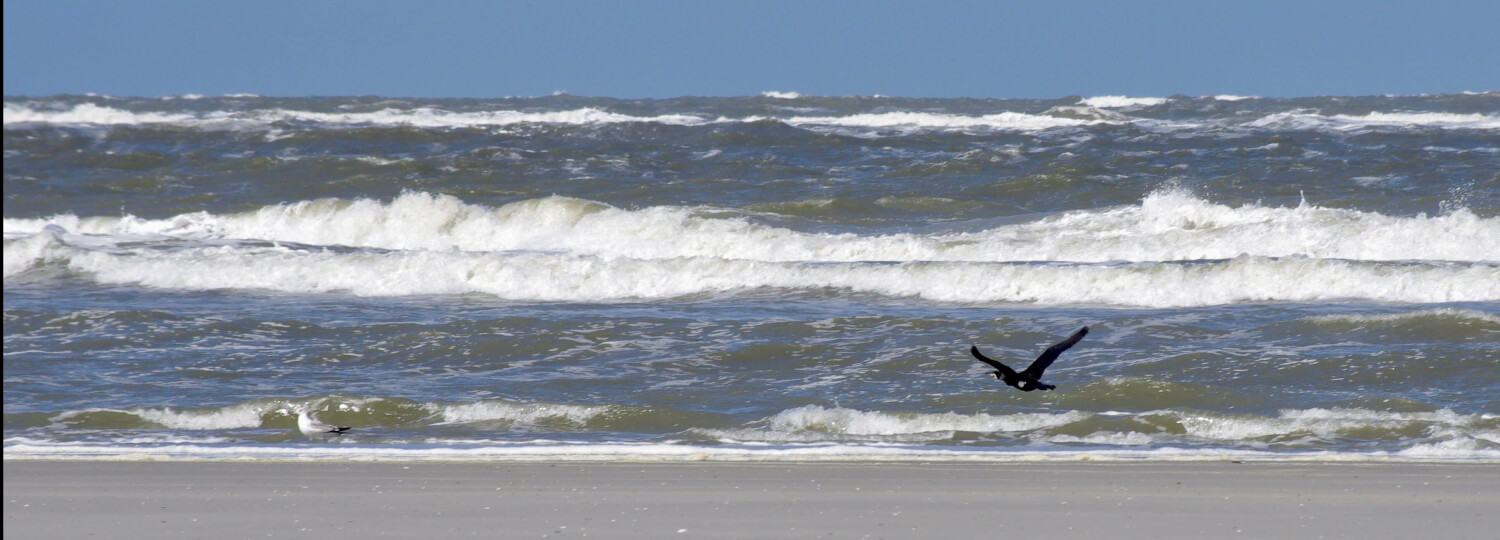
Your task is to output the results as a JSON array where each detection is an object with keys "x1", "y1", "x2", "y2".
[
  {"x1": 1305, "y1": 308, "x2": 1500, "y2": 326},
  {"x1": 5, "y1": 439, "x2": 1495, "y2": 462},
  {"x1": 767, "y1": 405, "x2": 1088, "y2": 435},
  {"x1": 3, "y1": 102, "x2": 196, "y2": 126},
  {"x1": 6, "y1": 192, "x2": 1499, "y2": 306},
  {"x1": 132, "y1": 405, "x2": 271, "y2": 430},
  {"x1": 50, "y1": 404, "x2": 270, "y2": 430},
  {"x1": 3, "y1": 225, "x2": 64, "y2": 277},
  {"x1": 1176, "y1": 408, "x2": 1491, "y2": 441},
  {"x1": 436, "y1": 401, "x2": 616, "y2": 427},
  {"x1": 771, "y1": 111, "x2": 1103, "y2": 134},
  {"x1": 1006, "y1": 189, "x2": 1500, "y2": 262},
  {"x1": 699, "y1": 405, "x2": 1089, "y2": 443},
  {"x1": 1246, "y1": 110, "x2": 1500, "y2": 131},
  {"x1": 1079, "y1": 96, "x2": 1170, "y2": 108},
  {"x1": 20, "y1": 243, "x2": 1497, "y2": 305},
  {"x1": 8, "y1": 189, "x2": 1496, "y2": 264},
  {"x1": 6, "y1": 101, "x2": 1096, "y2": 133},
  {"x1": 11, "y1": 99, "x2": 1498, "y2": 136},
  {"x1": 2, "y1": 103, "x2": 711, "y2": 129},
  {"x1": 257, "y1": 107, "x2": 711, "y2": 128}
]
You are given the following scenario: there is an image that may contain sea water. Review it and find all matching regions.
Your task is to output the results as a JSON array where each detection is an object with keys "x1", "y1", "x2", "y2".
[{"x1": 4, "y1": 92, "x2": 1497, "y2": 461}]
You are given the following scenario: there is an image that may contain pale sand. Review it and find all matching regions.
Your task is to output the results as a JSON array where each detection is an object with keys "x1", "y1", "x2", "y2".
[{"x1": 4, "y1": 461, "x2": 1497, "y2": 539}]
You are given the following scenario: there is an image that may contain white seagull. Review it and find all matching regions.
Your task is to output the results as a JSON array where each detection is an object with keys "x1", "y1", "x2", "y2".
[{"x1": 296, "y1": 407, "x2": 351, "y2": 437}]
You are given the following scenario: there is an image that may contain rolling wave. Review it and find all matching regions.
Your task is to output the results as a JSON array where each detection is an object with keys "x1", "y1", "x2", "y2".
[
  {"x1": 6, "y1": 190, "x2": 1495, "y2": 262},
  {"x1": 6, "y1": 191, "x2": 1496, "y2": 306},
  {"x1": 9, "y1": 401, "x2": 1495, "y2": 461},
  {"x1": 9, "y1": 98, "x2": 1498, "y2": 135}
]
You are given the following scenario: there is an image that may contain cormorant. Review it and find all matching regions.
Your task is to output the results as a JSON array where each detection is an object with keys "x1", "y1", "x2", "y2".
[{"x1": 970, "y1": 326, "x2": 1088, "y2": 391}]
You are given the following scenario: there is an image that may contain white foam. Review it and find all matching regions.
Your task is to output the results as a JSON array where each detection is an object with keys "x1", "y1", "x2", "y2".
[
  {"x1": 266, "y1": 107, "x2": 712, "y2": 128},
  {"x1": 764, "y1": 405, "x2": 1087, "y2": 436},
  {"x1": 12, "y1": 100, "x2": 1495, "y2": 137},
  {"x1": 5, "y1": 438, "x2": 1496, "y2": 463},
  {"x1": 772, "y1": 111, "x2": 1103, "y2": 134},
  {"x1": 1079, "y1": 96, "x2": 1170, "y2": 108},
  {"x1": 1354, "y1": 111, "x2": 1500, "y2": 129},
  {"x1": 3, "y1": 102, "x2": 196, "y2": 126},
  {"x1": 1045, "y1": 431, "x2": 1157, "y2": 446},
  {"x1": 1000, "y1": 189, "x2": 1500, "y2": 263},
  {"x1": 18, "y1": 238, "x2": 1496, "y2": 306},
  {"x1": 3, "y1": 226, "x2": 64, "y2": 276},
  {"x1": 1177, "y1": 408, "x2": 1486, "y2": 441},
  {"x1": 692, "y1": 406, "x2": 1089, "y2": 444},
  {"x1": 93, "y1": 189, "x2": 1500, "y2": 261},
  {"x1": 9, "y1": 406, "x2": 1498, "y2": 462},
  {"x1": 7, "y1": 192, "x2": 1498, "y2": 306},
  {"x1": 50, "y1": 404, "x2": 270, "y2": 431},
  {"x1": 436, "y1": 401, "x2": 615, "y2": 427},
  {"x1": 2, "y1": 103, "x2": 711, "y2": 129},
  {"x1": 1246, "y1": 110, "x2": 1500, "y2": 131},
  {"x1": 20, "y1": 188, "x2": 1494, "y2": 265},
  {"x1": 1396, "y1": 438, "x2": 1497, "y2": 458},
  {"x1": 1306, "y1": 308, "x2": 1500, "y2": 326}
]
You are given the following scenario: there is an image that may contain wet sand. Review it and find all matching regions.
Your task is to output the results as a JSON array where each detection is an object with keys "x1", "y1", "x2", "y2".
[{"x1": 5, "y1": 460, "x2": 1497, "y2": 539}]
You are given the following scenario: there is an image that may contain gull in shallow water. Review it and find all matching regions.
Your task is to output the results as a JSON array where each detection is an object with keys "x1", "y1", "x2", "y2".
[{"x1": 296, "y1": 407, "x2": 351, "y2": 437}]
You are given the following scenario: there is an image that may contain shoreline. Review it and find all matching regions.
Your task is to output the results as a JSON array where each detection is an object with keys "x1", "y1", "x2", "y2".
[
  {"x1": 7, "y1": 455, "x2": 1499, "y2": 464},
  {"x1": 7, "y1": 442, "x2": 1496, "y2": 464},
  {"x1": 7, "y1": 460, "x2": 1497, "y2": 539}
]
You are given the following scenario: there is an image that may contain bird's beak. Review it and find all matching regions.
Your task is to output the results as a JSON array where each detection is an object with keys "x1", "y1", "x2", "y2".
[{"x1": 989, "y1": 373, "x2": 998, "y2": 379}]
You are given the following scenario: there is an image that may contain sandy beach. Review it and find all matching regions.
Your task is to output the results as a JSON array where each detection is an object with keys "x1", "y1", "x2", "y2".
[{"x1": 4, "y1": 460, "x2": 1496, "y2": 539}]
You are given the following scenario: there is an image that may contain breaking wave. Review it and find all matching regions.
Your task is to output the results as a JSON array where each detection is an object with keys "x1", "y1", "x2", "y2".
[
  {"x1": 7, "y1": 190, "x2": 1496, "y2": 306},
  {"x1": 9, "y1": 99, "x2": 1496, "y2": 136},
  {"x1": 10, "y1": 402, "x2": 1495, "y2": 461}
]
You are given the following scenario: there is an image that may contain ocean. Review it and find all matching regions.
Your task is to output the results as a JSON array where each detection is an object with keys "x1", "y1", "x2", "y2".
[{"x1": 4, "y1": 92, "x2": 1497, "y2": 462}]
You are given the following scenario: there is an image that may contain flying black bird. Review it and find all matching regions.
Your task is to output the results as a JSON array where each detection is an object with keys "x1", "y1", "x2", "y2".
[{"x1": 970, "y1": 326, "x2": 1088, "y2": 391}]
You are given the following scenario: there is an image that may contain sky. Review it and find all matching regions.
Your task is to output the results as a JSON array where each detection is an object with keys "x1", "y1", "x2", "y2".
[{"x1": 4, "y1": 0, "x2": 1498, "y2": 99}]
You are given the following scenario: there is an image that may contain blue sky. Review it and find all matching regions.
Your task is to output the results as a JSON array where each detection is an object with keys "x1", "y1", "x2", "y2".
[{"x1": 5, "y1": 1, "x2": 1497, "y2": 99}]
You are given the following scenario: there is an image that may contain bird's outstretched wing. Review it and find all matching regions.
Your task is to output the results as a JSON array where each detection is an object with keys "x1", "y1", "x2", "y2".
[
  {"x1": 970, "y1": 346, "x2": 1018, "y2": 378},
  {"x1": 1022, "y1": 327, "x2": 1088, "y2": 379}
]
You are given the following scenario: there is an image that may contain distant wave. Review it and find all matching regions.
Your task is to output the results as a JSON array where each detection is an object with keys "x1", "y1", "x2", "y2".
[
  {"x1": 768, "y1": 110, "x2": 1106, "y2": 133},
  {"x1": 9, "y1": 100, "x2": 1497, "y2": 136},
  {"x1": 1079, "y1": 95, "x2": 1169, "y2": 108},
  {"x1": 3, "y1": 103, "x2": 197, "y2": 125},
  {"x1": 1245, "y1": 110, "x2": 1500, "y2": 131},
  {"x1": 2, "y1": 103, "x2": 712, "y2": 129},
  {"x1": 5, "y1": 102, "x2": 1101, "y2": 135}
]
